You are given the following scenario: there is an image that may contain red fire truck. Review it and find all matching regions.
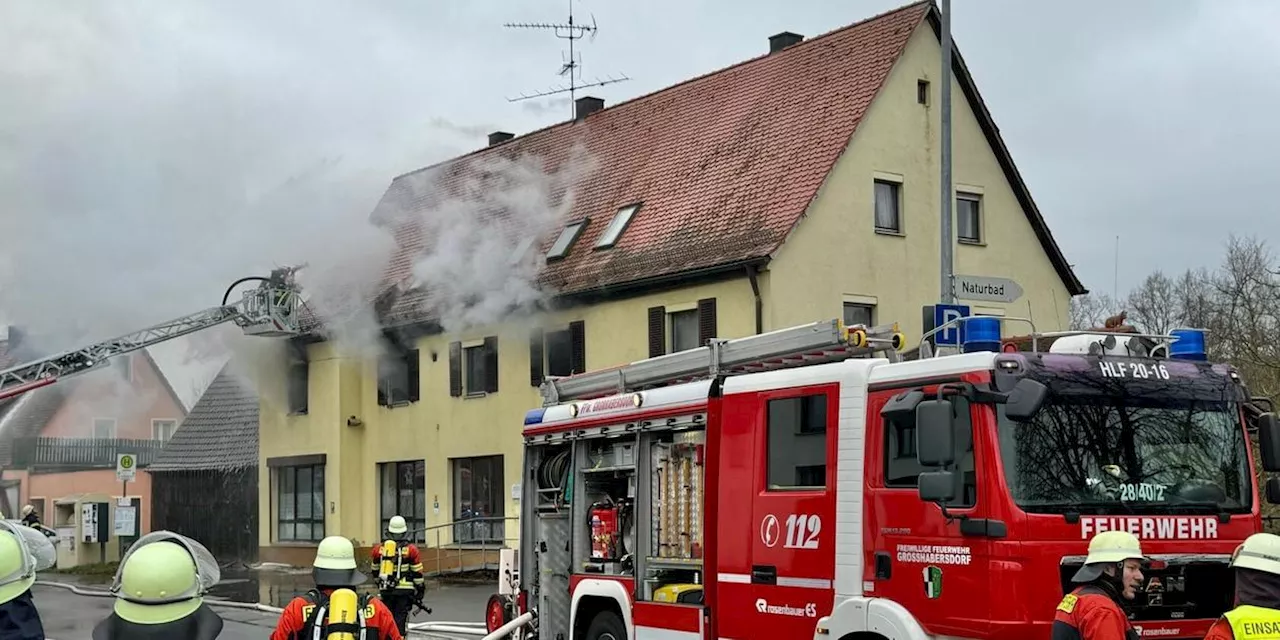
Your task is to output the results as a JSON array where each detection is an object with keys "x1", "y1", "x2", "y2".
[{"x1": 485, "y1": 316, "x2": 1280, "y2": 640}]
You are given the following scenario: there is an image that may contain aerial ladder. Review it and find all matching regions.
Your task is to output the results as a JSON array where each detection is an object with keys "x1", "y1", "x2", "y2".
[
  {"x1": 0, "y1": 266, "x2": 306, "y2": 402},
  {"x1": 538, "y1": 319, "x2": 908, "y2": 405}
]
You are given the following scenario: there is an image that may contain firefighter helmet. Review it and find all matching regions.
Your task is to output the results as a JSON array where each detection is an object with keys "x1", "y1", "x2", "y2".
[
  {"x1": 110, "y1": 531, "x2": 221, "y2": 624},
  {"x1": 1072, "y1": 530, "x2": 1146, "y2": 582},
  {"x1": 0, "y1": 520, "x2": 57, "y2": 606},
  {"x1": 1231, "y1": 533, "x2": 1280, "y2": 576},
  {"x1": 313, "y1": 536, "x2": 367, "y2": 587},
  {"x1": 388, "y1": 515, "x2": 408, "y2": 535}
]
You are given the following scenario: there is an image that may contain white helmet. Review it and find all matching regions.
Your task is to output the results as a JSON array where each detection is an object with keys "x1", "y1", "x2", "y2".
[
  {"x1": 388, "y1": 516, "x2": 407, "y2": 535},
  {"x1": 1231, "y1": 533, "x2": 1280, "y2": 576},
  {"x1": 312, "y1": 536, "x2": 366, "y2": 587},
  {"x1": 1072, "y1": 531, "x2": 1146, "y2": 582}
]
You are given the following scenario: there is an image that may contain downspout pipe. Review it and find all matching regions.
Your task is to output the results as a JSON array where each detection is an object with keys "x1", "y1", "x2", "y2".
[{"x1": 746, "y1": 265, "x2": 763, "y2": 335}]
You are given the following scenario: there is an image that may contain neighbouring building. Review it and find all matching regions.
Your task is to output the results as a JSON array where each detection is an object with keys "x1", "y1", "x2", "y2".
[
  {"x1": 149, "y1": 363, "x2": 260, "y2": 564},
  {"x1": 0, "y1": 346, "x2": 187, "y2": 560},
  {"x1": 255, "y1": 0, "x2": 1085, "y2": 563}
]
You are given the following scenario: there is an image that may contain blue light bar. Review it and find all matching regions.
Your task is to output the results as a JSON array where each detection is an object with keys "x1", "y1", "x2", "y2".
[
  {"x1": 524, "y1": 408, "x2": 546, "y2": 425},
  {"x1": 962, "y1": 316, "x2": 1002, "y2": 354},
  {"x1": 1169, "y1": 328, "x2": 1207, "y2": 361}
]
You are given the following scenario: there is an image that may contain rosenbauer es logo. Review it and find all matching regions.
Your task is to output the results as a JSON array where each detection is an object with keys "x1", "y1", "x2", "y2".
[{"x1": 755, "y1": 598, "x2": 817, "y2": 618}]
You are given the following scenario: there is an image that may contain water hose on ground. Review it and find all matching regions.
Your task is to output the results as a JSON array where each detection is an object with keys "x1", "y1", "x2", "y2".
[{"x1": 34, "y1": 579, "x2": 490, "y2": 637}]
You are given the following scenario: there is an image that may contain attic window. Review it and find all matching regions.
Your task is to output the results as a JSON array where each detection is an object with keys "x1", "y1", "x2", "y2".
[
  {"x1": 595, "y1": 204, "x2": 640, "y2": 249},
  {"x1": 917, "y1": 79, "x2": 930, "y2": 105},
  {"x1": 547, "y1": 219, "x2": 588, "y2": 260}
]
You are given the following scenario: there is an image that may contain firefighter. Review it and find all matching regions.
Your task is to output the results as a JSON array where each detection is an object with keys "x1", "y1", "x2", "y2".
[
  {"x1": 270, "y1": 535, "x2": 403, "y2": 640},
  {"x1": 371, "y1": 515, "x2": 427, "y2": 635},
  {"x1": 0, "y1": 520, "x2": 56, "y2": 639},
  {"x1": 18, "y1": 506, "x2": 54, "y2": 539},
  {"x1": 1202, "y1": 532, "x2": 1280, "y2": 639},
  {"x1": 1051, "y1": 530, "x2": 1145, "y2": 640},
  {"x1": 91, "y1": 531, "x2": 225, "y2": 639}
]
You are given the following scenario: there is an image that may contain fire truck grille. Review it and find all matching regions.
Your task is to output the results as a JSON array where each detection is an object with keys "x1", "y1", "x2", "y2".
[{"x1": 1058, "y1": 557, "x2": 1234, "y2": 622}]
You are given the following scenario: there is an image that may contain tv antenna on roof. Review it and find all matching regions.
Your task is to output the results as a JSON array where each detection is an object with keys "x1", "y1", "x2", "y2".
[{"x1": 504, "y1": 0, "x2": 630, "y2": 116}]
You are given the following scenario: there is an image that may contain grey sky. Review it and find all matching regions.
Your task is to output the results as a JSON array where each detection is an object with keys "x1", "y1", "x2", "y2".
[{"x1": 1, "y1": 0, "x2": 1276, "y2": 400}]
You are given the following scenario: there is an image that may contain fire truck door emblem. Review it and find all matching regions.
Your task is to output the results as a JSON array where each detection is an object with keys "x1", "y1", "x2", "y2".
[
  {"x1": 761, "y1": 514, "x2": 780, "y2": 548},
  {"x1": 923, "y1": 566, "x2": 943, "y2": 599}
]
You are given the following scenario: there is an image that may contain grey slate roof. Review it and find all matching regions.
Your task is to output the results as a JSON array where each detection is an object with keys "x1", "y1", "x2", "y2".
[
  {"x1": 0, "y1": 387, "x2": 70, "y2": 466},
  {"x1": 149, "y1": 364, "x2": 259, "y2": 472}
]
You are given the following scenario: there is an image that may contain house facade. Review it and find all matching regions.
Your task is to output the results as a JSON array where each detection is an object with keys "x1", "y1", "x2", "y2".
[
  {"x1": 255, "y1": 0, "x2": 1085, "y2": 563},
  {"x1": 0, "y1": 347, "x2": 187, "y2": 555}
]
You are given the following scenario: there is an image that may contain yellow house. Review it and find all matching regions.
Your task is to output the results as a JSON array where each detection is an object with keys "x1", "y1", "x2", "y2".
[{"x1": 256, "y1": 0, "x2": 1086, "y2": 563}]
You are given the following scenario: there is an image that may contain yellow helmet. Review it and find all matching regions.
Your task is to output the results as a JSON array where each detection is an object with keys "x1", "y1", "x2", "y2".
[
  {"x1": 0, "y1": 520, "x2": 57, "y2": 606},
  {"x1": 1231, "y1": 533, "x2": 1280, "y2": 576},
  {"x1": 313, "y1": 536, "x2": 367, "y2": 587},
  {"x1": 1072, "y1": 530, "x2": 1146, "y2": 583},
  {"x1": 388, "y1": 516, "x2": 408, "y2": 535},
  {"x1": 109, "y1": 531, "x2": 221, "y2": 625}
]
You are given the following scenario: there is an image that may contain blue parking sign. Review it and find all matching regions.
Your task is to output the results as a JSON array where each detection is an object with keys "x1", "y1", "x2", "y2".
[{"x1": 933, "y1": 304, "x2": 971, "y2": 347}]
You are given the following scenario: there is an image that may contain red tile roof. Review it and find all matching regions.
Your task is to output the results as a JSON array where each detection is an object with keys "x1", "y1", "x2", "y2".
[{"x1": 369, "y1": 0, "x2": 1083, "y2": 329}]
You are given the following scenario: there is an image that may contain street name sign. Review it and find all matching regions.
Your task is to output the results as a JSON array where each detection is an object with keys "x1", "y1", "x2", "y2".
[{"x1": 953, "y1": 274, "x2": 1024, "y2": 304}]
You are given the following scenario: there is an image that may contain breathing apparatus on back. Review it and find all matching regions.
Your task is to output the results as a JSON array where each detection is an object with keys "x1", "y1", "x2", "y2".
[
  {"x1": 324, "y1": 588, "x2": 361, "y2": 640},
  {"x1": 377, "y1": 540, "x2": 399, "y2": 590}
]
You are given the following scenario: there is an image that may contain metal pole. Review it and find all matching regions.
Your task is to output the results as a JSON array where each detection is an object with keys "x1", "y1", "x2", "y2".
[{"x1": 939, "y1": 0, "x2": 954, "y2": 304}]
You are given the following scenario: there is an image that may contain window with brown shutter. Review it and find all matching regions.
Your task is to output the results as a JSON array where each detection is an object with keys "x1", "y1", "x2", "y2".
[
  {"x1": 569, "y1": 321, "x2": 586, "y2": 374},
  {"x1": 697, "y1": 298, "x2": 717, "y2": 346},
  {"x1": 483, "y1": 336, "x2": 499, "y2": 393},
  {"x1": 647, "y1": 306, "x2": 666, "y2": 357},
  {"x1": 448, "y1": 341, "x2": 463, "y2": 397},
  {"x1": 529, "y1": 328, "x2": 545, "y2": 387}
]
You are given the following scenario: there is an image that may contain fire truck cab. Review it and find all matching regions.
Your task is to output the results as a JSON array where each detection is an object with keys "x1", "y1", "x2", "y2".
[{"x1": 489, "y1": 317, "x2": 1280, "y2": 640}]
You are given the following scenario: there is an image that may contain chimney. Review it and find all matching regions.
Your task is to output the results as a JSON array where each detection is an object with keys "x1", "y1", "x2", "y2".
[
  {"x1": 574, "y1": 96, "x2": 605, "y2": 121},
  {"x1": 488, "y1": 131, "x2": 514, "y2": 146},
  {"x1": 769, "y1": 32, "x2": 804, "y2": 53}
]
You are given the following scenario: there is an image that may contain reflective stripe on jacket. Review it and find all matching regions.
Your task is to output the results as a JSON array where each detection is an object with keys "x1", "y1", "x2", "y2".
[{"x1": 1221, "y1": 604, "x2": 1280, "y2": 639}]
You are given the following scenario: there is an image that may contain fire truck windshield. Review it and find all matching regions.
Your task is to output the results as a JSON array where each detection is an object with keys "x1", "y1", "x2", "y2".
[{"x1": 994, "y1": 359, "x2": 1253, "y2": 514}]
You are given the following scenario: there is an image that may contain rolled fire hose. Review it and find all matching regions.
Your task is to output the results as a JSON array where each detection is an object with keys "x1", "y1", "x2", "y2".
[{"x1": 33, "y1": 579, "x2": 490, "y2": 637}]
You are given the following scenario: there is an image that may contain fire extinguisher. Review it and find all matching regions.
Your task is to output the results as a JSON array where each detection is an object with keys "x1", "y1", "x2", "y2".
[{"x1": 588, "y1": 498, "x2": 630, "y2": 561}]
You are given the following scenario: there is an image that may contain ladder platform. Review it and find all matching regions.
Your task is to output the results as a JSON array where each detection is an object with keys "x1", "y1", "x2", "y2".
[{"x1": 540, "y1": 319, "x2": 905, "y2": 405}]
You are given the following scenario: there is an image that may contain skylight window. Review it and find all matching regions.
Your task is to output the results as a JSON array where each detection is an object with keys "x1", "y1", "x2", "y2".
[
  {"x1": 595, "y1": 203, "x2": 640, "y2": 249},
  {"x1": 546, "y1": 219, "x2": 588, "y2": 260}
]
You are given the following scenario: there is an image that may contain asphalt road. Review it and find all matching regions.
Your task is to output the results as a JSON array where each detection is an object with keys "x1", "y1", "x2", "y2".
[{"x1": 31, "y1": 582, "x2": 495, "y2": 639}]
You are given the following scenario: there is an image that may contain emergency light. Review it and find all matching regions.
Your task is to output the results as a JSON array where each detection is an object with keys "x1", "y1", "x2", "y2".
[
  {"x1": 1169, "y1": 328, "x2": 1207, "y2": 361},
  {"x1": 962, "y1": 316, "x2": 1003, "y2": 354}
]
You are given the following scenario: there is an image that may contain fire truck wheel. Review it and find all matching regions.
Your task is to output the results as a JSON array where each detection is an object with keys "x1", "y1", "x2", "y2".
[
  {"x1": 486, "y1": 594, "x2": 513, "y2": 632},
  {"x1": 584, "y1": 610, "x2": 627, "y2": 640}
]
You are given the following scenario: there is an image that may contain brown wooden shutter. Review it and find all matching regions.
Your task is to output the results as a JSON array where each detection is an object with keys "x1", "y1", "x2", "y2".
[
  {"x1": 406, "y1": 349, "x2": 420, "y2": 403},
  {"x1": 448, "y1": 341, "x2": 463, "y2": 397},
  {"x1": 647, "y1": 306, "x2": 666, "y2": 357},
  {"x1": 698, "y1": 298, "x2": 718, "y2": 346},
  {"x1": 483, "y1": 336, "x2": 500, "y2": 393},
  {"x1": 529, "y1": 328, "x2": 545, "y2": 387},
  {"x1": 569, "y1": 321, "x2": 586, "y2": 374}
]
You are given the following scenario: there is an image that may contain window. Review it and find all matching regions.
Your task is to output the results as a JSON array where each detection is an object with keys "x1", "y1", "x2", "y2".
[
  {"x1": 545, "y1": 328, "x2": 573, "y2": 377},
  {"x1": 288, "y1": 360, "x2": 309, "y2": 414},
  {"x1": 957, "y1": 193, "x2": 982, "y2": 243},
  {"x1": 114, "y1": 355, "x2": 132, "y2": 382},
  {"x1": 453, "y1": 455, "x2": 505, "y2": 543},
  {"x1": 917, "y1": 79, "x2": 930, "y2": 105},
  {"x1": 595, "y1": 204, "x2": 640, "y2": 249},
  {"x1": 883, "y1": 396, "x2": 976, "y2": 508},
  {"x1": 874, "y1": 179, "x2": 902, "y2": 233},
  {"x1": 450, "y1": 338, "x2": 498, "y2": 397},
  {"x1": 843, "y1": 302, "x2": 875, "y2": 327},
  {"x1": 380, "y1": 460, "x2": 426, "y2": 543},
  {"x1": 152, "y1": 419, "x2": 177, "y2": 442},
  {"x1": 93, "y1": 418, "x2": 117, "y2": 439},
  {"x1": 377, "y1": 349, "x2": 419, "y2": 406},
  {"x1": 766, "y1": 394, "x2": 828, "y2": 489},
  {"x1": 547, "y1": 220, "x2": 588, "y2": 260},
  {"x1": 277, "y1": 464, "x2": 325, "y2": 542},
  {"x1": 669, "y1": 309, "x2": 699, "y2": 353}
]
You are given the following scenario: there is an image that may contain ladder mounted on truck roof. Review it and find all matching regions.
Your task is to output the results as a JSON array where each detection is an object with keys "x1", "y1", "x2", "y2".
[{"x1": 540, "y1": 319, "x2": 907, "y2": 405}]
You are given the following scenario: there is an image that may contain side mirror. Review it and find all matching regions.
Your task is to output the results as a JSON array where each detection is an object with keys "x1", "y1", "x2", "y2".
[
  {"x1": 1004, "y1": 378, "x2": 1048, "y2": 422},
  {"x1": 1259, "y1": 414, "x2": 1280, "y2": 473},
  {"x1": 1266, "y1": 477, "x2": 1280, "y2": 505},
  {"x1": 881, "y1": 390, "x2": 925, "y2": 421},
  {"x1": 916, "y1": 399, "x2": 956, "y2": 467},
  {"x1": 918, "y1": 470, "x2": 956, "y2": 503}
]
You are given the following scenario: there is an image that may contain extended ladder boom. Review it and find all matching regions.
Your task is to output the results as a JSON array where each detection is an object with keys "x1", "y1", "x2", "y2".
[
  {"x1": 0, "y1": 270, "x2": 305, "y2": 402},
  {"x1": 540, "y1": 319, "x2": 906, "y2": 405}
]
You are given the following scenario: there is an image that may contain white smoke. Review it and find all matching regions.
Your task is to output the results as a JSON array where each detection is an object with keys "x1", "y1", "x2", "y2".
[{"x1": 396, "y1": 144, "x2": 599, "y2": 334}]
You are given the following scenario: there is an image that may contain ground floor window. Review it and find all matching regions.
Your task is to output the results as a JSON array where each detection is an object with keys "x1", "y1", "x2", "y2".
[
  {"x1": 277, "y1": 464, "x2": 325, "y2": 542},
  {"x1": 452, "y1": 455, "x2": 504, "y2": 543},
  {"x1": 379, "y1": 460, "x2": 426, "y2": 543}
]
